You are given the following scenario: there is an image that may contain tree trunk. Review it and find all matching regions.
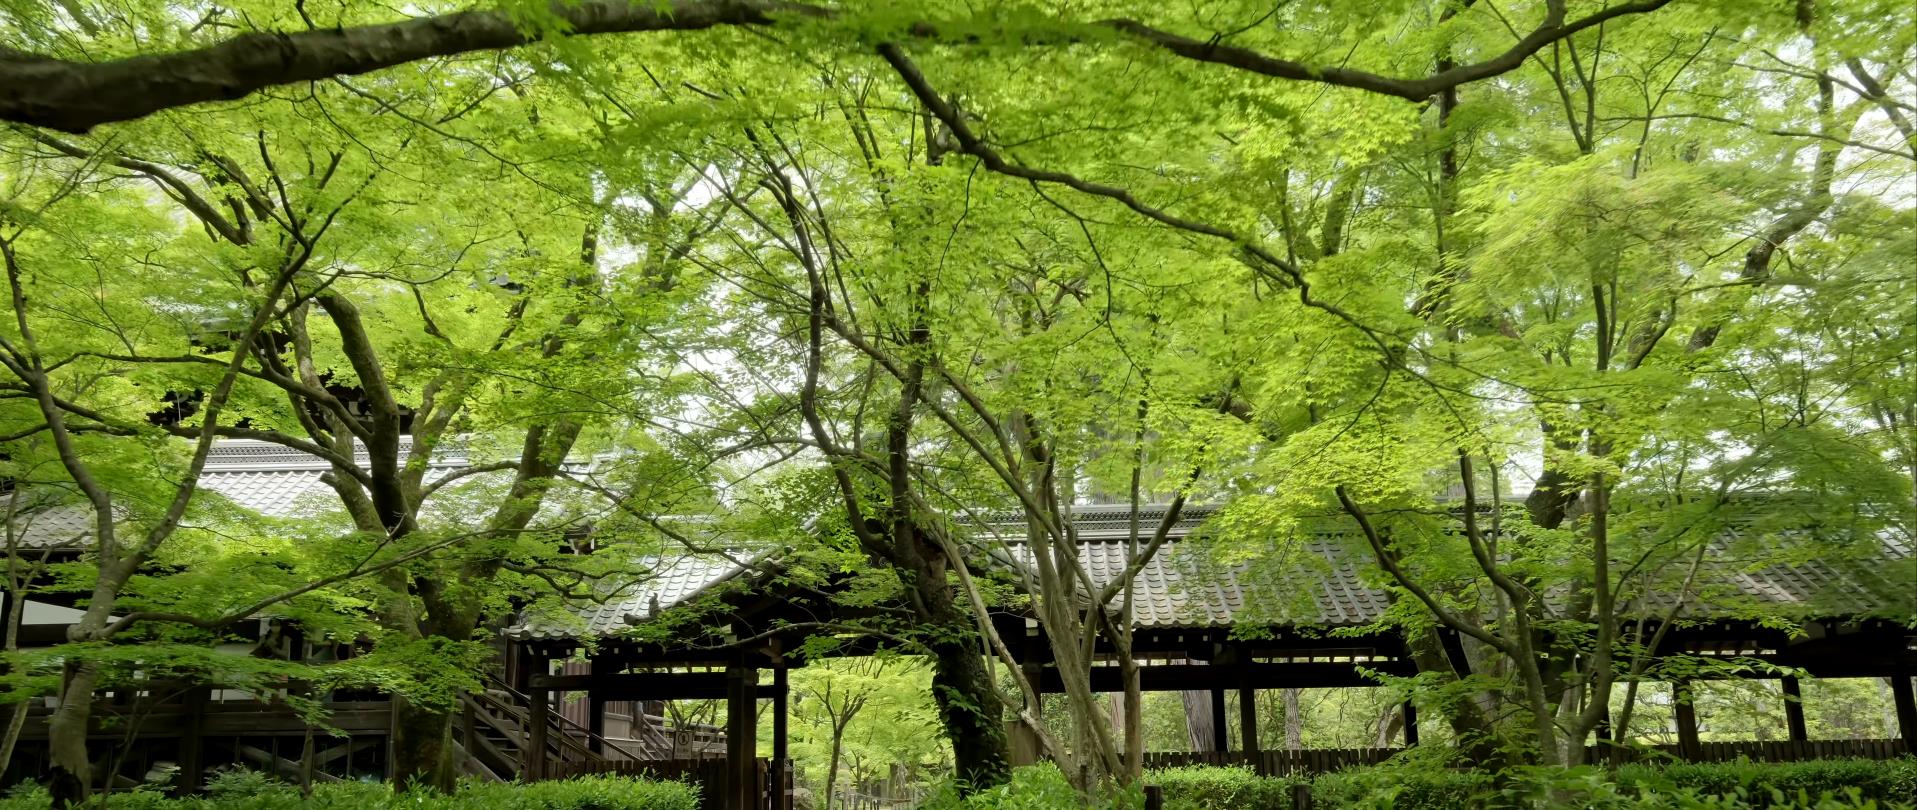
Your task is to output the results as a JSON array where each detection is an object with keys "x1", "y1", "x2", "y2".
[
  {"x1": 1181, "y1": 659, "x2": 1216, "y2": 752},
  {"x1": 390, "y1": 697, "x2": 457, "y2": 792},
  {"x1": 46, "y1": 661, "x2": 98, "y2": 807},
  {"x1": 0, "y1": 583, "x2": 29, "y2": 774},
  {"x1": 909, "y1": 557, "x2": 1008, "y2": 789},
  {"x1": 824, "y1": 726, "x2": 846, "y2": 810},
  {"x1": 1283, "y1": 689, "x2": 1302, "y2": 750}
]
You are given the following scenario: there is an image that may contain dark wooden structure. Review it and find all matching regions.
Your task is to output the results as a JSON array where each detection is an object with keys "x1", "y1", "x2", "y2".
[{"x1": 9, "y1": 467, "x2": 1916, "y2": 804}]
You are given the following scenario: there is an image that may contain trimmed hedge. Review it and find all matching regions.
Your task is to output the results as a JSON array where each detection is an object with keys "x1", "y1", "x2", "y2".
[{"x1": 0, "y1": 775, "x2": 700, "y2": 810}]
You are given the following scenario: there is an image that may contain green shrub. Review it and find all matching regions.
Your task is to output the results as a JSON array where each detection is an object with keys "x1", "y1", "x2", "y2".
[
  {"x1": 1145, "y1": 765, "x2": 1297, "y2": 810},
  {"x1": 1310, "y1": 763, "x2": 1490, "y2": 809},
  {"x1": 918, "y1": 764, "x2": 1139, "y2": 809},
  {"x1": 201, "y1": 769, "x2": 295, "y2": 801},
  {"x1": 1620, "y1": 758, "x2": 1917, "y2": 808},
  {"x1": 0, "y1": 775, "x2": 699, "y2": 810},
  {"x1": 1307, "y1": 759, "x2": 1917, "y2": 810}
]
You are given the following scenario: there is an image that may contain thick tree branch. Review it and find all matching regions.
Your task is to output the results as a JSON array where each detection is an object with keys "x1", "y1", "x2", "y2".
[
  {"x1": 0, "y1": 0, "x2": 1676, "y2": 133},
  {"x1": 0, "y1": 0, "x2": 824, "y2": 133},
  {"x1": 1103, "y1": 0, "x2": 1673, "y2": 102}
]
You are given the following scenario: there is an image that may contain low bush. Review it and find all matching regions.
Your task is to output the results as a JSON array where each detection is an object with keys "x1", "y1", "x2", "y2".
[
  {"x1": 0, "y1": 775, "x2": 700, "y2": 810},
  {"x1": 1619, "y1": 759, "x2": 1917, "y2": 808},
  {"x1": 1309, "y1": 758, "x2": 1917, "y2": 810},
  {"x1": 1310, "y1": 763, "x2": 1489, "y2": 809},
  {"x1": 1145, "y1": 765, "x2": 1298, "y2": 810},
  {"x1": 918, "y1": 764, "x2": 1140, "y2": 809}
]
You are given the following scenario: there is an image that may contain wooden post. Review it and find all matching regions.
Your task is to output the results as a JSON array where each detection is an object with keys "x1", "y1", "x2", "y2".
[
  {"x1": 177, "y1": 686, "x2": 207, "y2": 795},
  {"x1": 726, "y1": 665, "x2": 759, "y2": 810},
  {"x1": 1239, "y1": 684, "x2": 1259, "y2": 754},
  {"x1": 1210, "y1": 689, "x2": 1229, "y2": 753},
  {"x1": 1289, "y1": 780, "x2": 1314, "y2": 810},
  {"x1": 1673, "y1": 680, "x2": 1701, "y2": 761},
  {"x1": 1892, "y1": 671, "x2": 1917, "y2": 756},
  {"x1": 528, "y1": 688, "x2": 551, "y2": 781},
  {"x1": 462, "y1": 700, "x2": 477, "y2": 758},
  {"x1": 385, "y1": 697, "x2": 399, "y2": 781},
  {"x1": 1143, "y1": 784, "x2": 1164, "y2": 810},
  {"x1": 1401, "y1": 702, "x2": 1419, "y2": 746},
  {"x1": 772, "y1": 663, "x2": 789, "y2": 810},
  {"x1": 587, "y1": 696, "x2": 605, "y2": 755},
  {"x1": 1781, "y1": 676, "x2": 1808, "y2": 744}
]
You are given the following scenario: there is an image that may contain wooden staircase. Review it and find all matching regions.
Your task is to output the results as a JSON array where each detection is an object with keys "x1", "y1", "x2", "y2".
[{"x1": 454, "y1": 677, "x2": 645, "y2": 781}]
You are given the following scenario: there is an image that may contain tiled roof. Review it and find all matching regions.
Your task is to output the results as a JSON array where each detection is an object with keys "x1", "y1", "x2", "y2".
[
  {"x1": 509, "y1": 503, "x2": 1910, "y2": 639},
  {"x1": 198, "y1": 439, "x2": 474, "y2": 518},
  {"x1": 988, "y1": 505, "x2": 1396, "y2": 628},
  {"x1": 3, "y1": 490, "x2": 96, "y2": 550},
  {"x1": 991, "y1": 504, "x2": 1912, "y2": 629},
  {"x1": 7, "y1": 438, "x2": 484, "y2": 542},
  {"x1": 507, "y1": 553, "x2": 762, "y2": 640}
]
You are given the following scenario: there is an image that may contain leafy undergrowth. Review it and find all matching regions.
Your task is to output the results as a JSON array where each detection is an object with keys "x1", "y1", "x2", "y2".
[
  {"x1": 920, "y1": 758, "x2": 1917, "y2": 809},
  {"x1": 0, "y1": 775, "x2": 699, "y2": 810}
]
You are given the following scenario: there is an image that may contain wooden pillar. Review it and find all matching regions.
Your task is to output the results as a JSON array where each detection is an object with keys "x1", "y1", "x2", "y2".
[
  {"x1": 772, "y1": 663, "x2": 789, "y2": 810},
  {"x1": 527, "y1": 687, "x2": 550, "y2": 781},
  {"x1": 177, "y1": 686, "x2": 207, "y2": 794},
  {"x1": 1892, "y1": 671, "x2": 1917, "y2": 756},
  {"x1": 1673, "y1": 680, "x2": 1701, "y2": 761},
  {"x1": 385, "y1": 697, "x2": 399, "y2": 781},
  {"x1": 1239, "y1": 684, "x2": 1259, "y2": 754},
  {"x1": 1210, "y1": 689, "x2": 1229, "y2": 753},
  {"x1": 726, "y1": 665, "x2": 759, "y2": 810},
  {"x1": 1401, "y1": 702, "x2": 1419, "y2": 746},
  {"x1": 1781, "y1": 676, "x2": 1808, "y2": 744},
  {"x1": 587, "y1": 696, "x2": 605, "y2": 755}
]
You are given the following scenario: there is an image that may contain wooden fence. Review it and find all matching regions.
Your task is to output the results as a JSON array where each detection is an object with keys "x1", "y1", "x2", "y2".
[
  {"x1": 1598, "y1": 738, "x2": 1910, "y2": 764},
  {"x1": 1142, "y1": 748, "x2": 1403, "y2": 775},
  {"x1": 1141, "y1": 738, "x2": 1909, "y2": 778}
]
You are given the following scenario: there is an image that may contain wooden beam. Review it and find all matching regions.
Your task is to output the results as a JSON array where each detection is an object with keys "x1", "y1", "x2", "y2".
[
  {"x1": 176, "y1": 686, "x2": 206, "y2": 795},
  {"x1": 1673, "y1": 680, "x2": 1701, "y2": 761},
  {"x1": 528, "y1": 688, "x2": 550, "y2": 781},
  {"x1": 772, "y1": 663, "x2": 789, "y2": 810},
  {"x1": 587, "y1": 697, "x2": 605, "y2": 755},
  {"x1": 529, "y1": 671, "x2": 785, "y2": 701},
  {"x1": 725, "y1": 665, "x2": 759, "y2": 810},
  {"x1": 1781, "y1": 676, "x2": 1808, "y2": 744},
  {"x1": 1402, "y1": 702, "x2": 1419, "y2": 746},
  {"x1": 1209, "y1": 690, "x2": 1228, "y2": 753},
  {"x1": 1036, "y1": 661, "x2": 1407, "y2": 694},
  {"x1": 1238, "y1": 684, "x2": 1259, "y2": 754},
  {"x1": 1893, "y1": 671, "x2": 1917, "y2": 755},
  {"x1": 312, "y1": 738, "x2": 378, "y2": 767}
]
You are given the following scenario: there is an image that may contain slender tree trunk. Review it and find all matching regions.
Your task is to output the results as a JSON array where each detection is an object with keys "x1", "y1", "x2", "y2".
[
  {"x1": 824, "y1": 725, "x2": 846, "y2": 810},
  {"x1": 1283, "y1": 689, "x2": 1302, "y2": 750},
  {"x1": 0, "y1": 582, "x2": 29, "y2": 774}
]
